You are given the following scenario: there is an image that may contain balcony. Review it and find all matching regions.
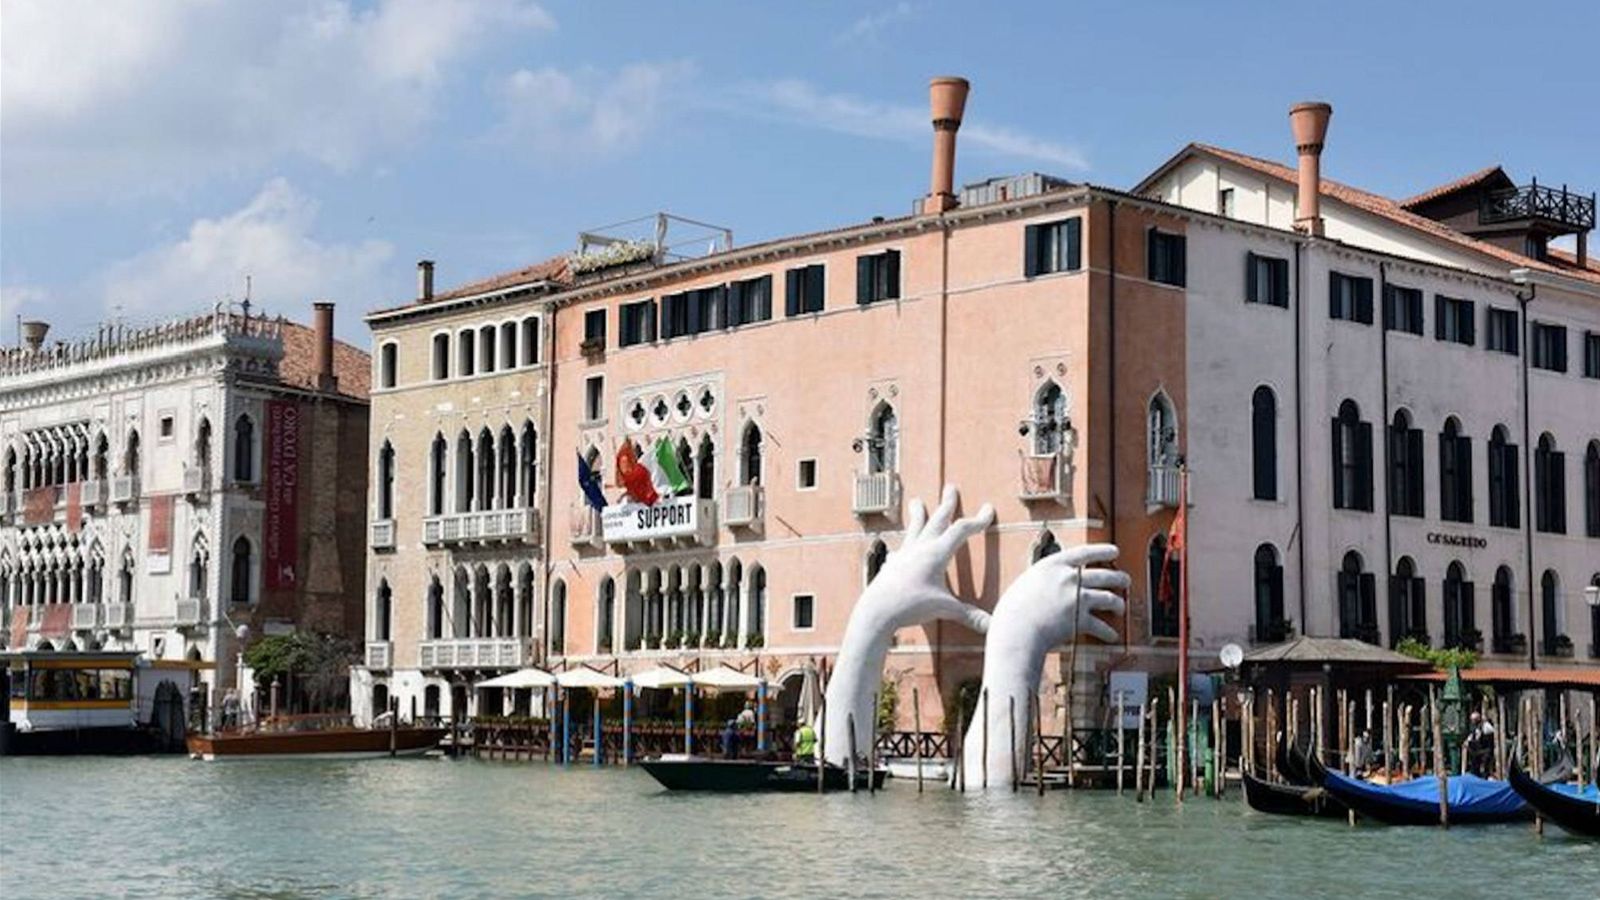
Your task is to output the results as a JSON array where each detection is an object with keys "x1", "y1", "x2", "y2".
[
  {"x1": 1491, "y1": 632, "x2": 1528, "y2": 655},
  {"x1": 569, "y1": 504, "x2": 603, "y2": 548},
  {"x1": 0, "y1": 491, "x2": 13, "y2": 520},
  {"x1": 418, "y1": 637, "x2": 529, "y2": 670},
  {"x1": 366, "y1": 641, "x2": 393, "y2": 670},
  {"x1": 1479, "y1": 181, "x2": 1596, "y2": 233},
  {"x1": 370, "y1": 519, "x2": 396, "y2": 551},
  {"x1": 71, "y1": 604, "x2": 100, "y2": 630},
  {"x1": 1147, "y1": 464, "x2": 1181, "y2": 509},
  {"x1": 422, "y1": 508, "x2": 540, "y2": 548},
  {"x1": 722, "y1": 484, "x2": 763, "y2": 529},
  {"x1": 852, "y1": 471, "x2": 901, "y2": 517},
  {"x1": 110, "y1": 475, "x2": 139, "y2": 506},
  {"x1": 81, "y1": 480, "x2": 104, "y2": 510},
  {"x1": 1018, "y1": 451, "x2": 1074, "y2": 505},
  {"x1": 174, "y1": 596, "x2": 206, "y2": 628},
  {"x1": 1541, "y1": 634, "x2": 1575, "y2": 658},
  {"x1": 103, "y1": 603, "x2": 132, "y2": 630},
  {"x1": 182, "y1": 467, "x2": 211, "y2": 499}
]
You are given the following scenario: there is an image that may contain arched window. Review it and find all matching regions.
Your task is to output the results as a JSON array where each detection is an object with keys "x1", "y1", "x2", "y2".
[
  {"x1": 479, "y1": 325, "x2": 497, "y2": 375},
  {"x1": 1388, "y1": 556, "x2": 1426, "y2": 647},
  {"x1": 1251, "y1": 386, "x2": 1277, "y2": 501},
  {"x1": 93, "y1": 433, "x2": 109, "y2": 483},
  {"x1": 498, "y1": 426, "x2": 516, "y2": 509},
  {"x1": 1147, "y1": 392, "x2": 1177, "y2": 467},
  {"x1": 1488, "y1": 425, "x2": 1520, "y2": 528},
  {"x1": 517, "y1": 565, "x2": 534, "y2": 639},
  {"x1": 1253, "y1": 544, "x2": 1285, "y2": 642},
  {"x1": 194, "y1": 418, "x2": 212, "y2": 485},
  {"x1": 696, "y1": 434, "x2": 715, "y2": 501},
  {"x1": 675, "y1": 438, "x2": 694, "y2": 497},
  {"x1": 520, "y1": 422, "x2": 537, "y2": 508},
  {"x1": 867, "y1": 404, "x2": 898, "y2": 475},
  {"x1": 1032, "y1": 531, "x2": 1061, "y2": 562},
  {"x1": 865, "y1": 540, "x2": 889, "y2": 585},
  {"x1": 430, "y1": 433, "x2": 447, "y2": 516},
  {"x1": 1337, "y1": 551, "x2": 1376, "y2": 642},
  {"x1": 375, "y1": 580, "x2": 392, "y2": 642},
  {"x1": 499, "y1": 321, "x2": 517, "y2": 370},
  {"x1": 455, "y1": 431, "x2": 474, "y2": 513},
  {"x1": 189, "y1": 539, "x2": 209, "y2": 598},
  {"x1": 230, "y1": 537, "x2": 252, "y2": 606},
  {"x1": 457, "y1": 330, "x2": 475, "y2": 377},
  {"x1": 597, "y1": 576, "x2": 616, "y2": 653},
  {"x1": 432, "y1": 333, "x2": 450, "y2": 380},
  {"x1": 451, "y1": 567, "x2": 471, "y2": 639},
  {"x1": 740, "y1": 423, "x2": 763, "y2": 486},
  {"x1": 1334, "y1": 400, "x2": 1373, "y2": 511},
  {"x1": 1387, "y1": 409, "x2": 1422, "y2": 516},
  {"x1": 1534, "y1": 433, "x2": 1566, "y2": 534},
  {"x1": 476, "y1": 429, "x2": 495, "y2": 511},
  {"x1": 1033, "y1": 382, "x2": 1069, "y2": 455},
  {"x1": 377, "y1": 441, "x2": 395, "y2": 520},
  {"x1": 549, "y1": 579, "x2": 567, "y2": 656},
  {"x1": 747, "y1": 565, "x2": 766, "y2": 644},
  {"x1": 232, "y1": 416, "x2": 254, "y2": 482},
  {"x1": 520, "y1": 317, "x2": 540, "y2": 366},
  {"x1": 1442, "y1": 562, "x2": 1475, "y2": 649},
  {"x1": 3, "y1": 446, "x2": 15, "y2": 496},
  {"x1": 124, "y1": 430, "x2": 141, "y2": 485},
  {"x1": 118, "y1": 553, "x2": 135, "y2": 605},
  {"x1": 1439, "y1": 417, "x2": 1472, "y2": 523},
  {"x1": 1540, "y1": 570, "x2": 1561, "y2": 655},
  {"x1": 1148, "y1": 534, "x2": 1179, "y2": 638},
  {"x1": 1491, "y1": 566, "x2": 1515, "y2": 653},
  {"x1": 426, "y1": 576, "x2": 445, "y2": 639},
  {"x1": 1584, "y1": 440, "x2": 1600, "y2": 538},
  {"x1": 379, "y1": 342, "x2": 398, "y2": 389}
]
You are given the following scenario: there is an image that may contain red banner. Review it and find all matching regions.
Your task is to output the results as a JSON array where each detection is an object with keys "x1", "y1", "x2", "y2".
[
  {"x1": 264, "y1": 399, "x2": 301, "y2": 590},
  {"x1": 65, "y1": 482, "x2": 82, "y2": 534},
  {"x1": 39, "y1": 603, "x2": 71, "y2": 638},
  {"x1": 23, "y1": 486, "x2": 57, "y2": 526},
  {"x1": 147, "y1": 494, "x2": 174, "y2": 555},
  {"x1": 8, "y1": 607, "x2": 28, "y2": 647}
]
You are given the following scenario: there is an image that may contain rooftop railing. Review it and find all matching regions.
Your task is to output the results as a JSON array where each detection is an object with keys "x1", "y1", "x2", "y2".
[
  {"x1": 0, "y1": 307, "x2": 283, "y2": 379},
  {"x1": 1479, "y1": 181, "x2": 1596, "y2": 232}
]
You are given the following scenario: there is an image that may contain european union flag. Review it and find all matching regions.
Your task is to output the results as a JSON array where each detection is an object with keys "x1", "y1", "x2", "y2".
[{"x1": 577, "y1": 452, "x2": 608, "y2": 511}]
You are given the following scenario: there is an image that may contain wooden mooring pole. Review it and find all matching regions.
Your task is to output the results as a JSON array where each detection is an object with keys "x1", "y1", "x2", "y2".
[{"x1": 912, "y1": 686, "x2": 924, "y2": 794}]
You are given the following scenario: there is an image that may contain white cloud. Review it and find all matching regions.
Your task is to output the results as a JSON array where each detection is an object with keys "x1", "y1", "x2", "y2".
[
  {"x1": 0, "y1": 285, "x2": 53, "y2": 336},
  {"x1": 98, "y1": 178, "x2": 393, "y2": 326},
  {"x1": 0, "y1": 0, "x2": 554, "y2": 205},
  {"x1": 836, "y1": 2, "x2": 916, "y2": 45},
  {"x1": 488, "y1": 61, "x2": 696, "y2": 158},
  {"x1": 730, "y1": 80, "x2": 1089, "y2": 171}
]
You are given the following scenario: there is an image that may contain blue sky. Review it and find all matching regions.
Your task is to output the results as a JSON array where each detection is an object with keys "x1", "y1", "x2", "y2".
[{"x1": 3, "y1": 0, "x2": 1596, "y2": 345}]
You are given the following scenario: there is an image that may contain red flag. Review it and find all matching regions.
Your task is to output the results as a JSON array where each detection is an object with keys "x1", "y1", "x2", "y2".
[
  {"x1": 1157, "y1": 475, "x2": 1187, "y2": 608},
  {"x1": 615, "y1": 442, "x2": 658, "y2": 506}
]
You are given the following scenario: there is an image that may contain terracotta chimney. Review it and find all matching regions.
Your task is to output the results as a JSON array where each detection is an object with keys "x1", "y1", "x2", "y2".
[
  {"x1": 312, "y1": 302, "x2": 337, "y2": 392},
  {"x1": 926, "y1": 77, "x2": 970, "y2": 214},
  {"x1": 417, "y1": 259, "x2": 435, "y2": 302},
  {"x1": 1289, "y1": 101, "x2": 1332, "y2": 236},
  {"x1": 20, "y1": 320, "x2": 49, "y2": 351}
]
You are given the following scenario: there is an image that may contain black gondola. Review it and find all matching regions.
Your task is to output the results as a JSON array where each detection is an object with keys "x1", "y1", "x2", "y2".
[
  {"x1": 1312, "y1": 750, "x2": 1532, "y2": 826},
  {"x1": 639, "y1": 758, "x2": 886, "y2": 792},
  {"x1": 1508, "y1": 762, "x2": 1600, "y2": 838},
  {"x1": 1242, "y1": 769, "x2": 1348, "y2": 818}
]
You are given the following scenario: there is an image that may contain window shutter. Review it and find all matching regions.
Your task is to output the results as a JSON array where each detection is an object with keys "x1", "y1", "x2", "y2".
[
  {"x1": 805, "y1": 266, "x2": 824, "y2": 312},
  {"x1": 1246, "y1": 253, "x2": 1260, "y2": 304},
  {"x1": 726, "y1": 283, "x2": 744, "y2": 329},
  {"x1": 686, "y1": 289, "x2": 702, "y2": 334},
  {"x1": 1331, "y1": 417, "x2": 1344, "y2": 508},
  {"x1": 1066, "y1": 218, "x2": 1082, "y2": 271},
  {"x1": 885, "y1": 250, "x2": 901, "y2": 300},
  {"x1": 1507, "y1": 444, "x2": 1520, "y2": 528},
  {"x1": 1461, "y1": 582, "x2": 1475, "y2": 631},
  {"x1": 1328, "y1": 272, "x2": 1342, "y2": 319},
  {"x1": 1407, "y1": 428, "x2": 1424, "y2": 515},
  {"x1": 1356, "y1": 278, "x2": 1373, "y2": 324},
  {"x1": 1024, "y1": 225, "x2": 1040, "y2": 277},
  {"x1": 1438, "y1": 430, "x2": 1453, "y2": 518},
  {"x1": 1173, "y1": 235, "x2": 1187, "y2": 287},
  {"x1": 1434, "y1": 295, "x2": 1447, "y2": 340},
  {"x1": 756, "y1": 276, "x2": 772, "y2": 321},
  {"x1": 856, "y1": 255, "x2": 872, "y2": 305},
  {"x1": 1464, "y1": 302, "x2": 1476, "y2": 345},
  {"x1": 1273, "y1": 259, "x2": 1289, "y2": 307},
  {"x1": 1556, "y1": 330, "x2": 1568, "y2": 371},
  {"x1": 1270, "y1": 566, "x2": 1285, "y2": 621},
  {"x1": 1552, "y1": 451, "x2": 1566, "y2": 530},
  {"x1": 1382, "y1": 284, "x2": 1394, "y2": 328},
  {"x1": 1459, "y1": 435, "x2": 1474, "y2": 520},
  {"x1": 785, "y1": 270, "x2": 801, "y2": 317},
  {"x1": 644, "y1": 300, "x2": 657, "y2": 342},
  {"x1": 1412, "y1": 578, "x2": 1427, "y2": 634},
  {"x1": 1388, "y1": 576, "x2": 1405, "y2": 641},
  {"x1": 1359, "y1": 573, "x2": 1377, "y2": 632},
  {"x1": 1357, "y1": 420, "x2": 1375, "y2": 510},
  {"x1": 1147, "y1": 230, "x2": 1159, "y2": 282}
]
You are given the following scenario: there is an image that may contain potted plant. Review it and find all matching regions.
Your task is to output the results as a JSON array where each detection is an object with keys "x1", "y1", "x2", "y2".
[
  {"x1": 722, "y1": 633, "x2": 738, "y2": 650},
  {"x1": 644, "y1": 632, "x2": 661, "y2": 650},
  {"x1": 745, "y1": 633, "x2": 764, "y2": 650},
  {"x1": 1456, "y1": 628, "x2": 1483, "y2": 651}
]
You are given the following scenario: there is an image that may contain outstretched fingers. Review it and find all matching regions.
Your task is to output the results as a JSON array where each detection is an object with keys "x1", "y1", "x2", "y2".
[
  {"x1": 1078, "y1": 614, "x2": 1120, "y2": 644},
  {"x1": 921, "y1": 484, "x2": 961, "y2": 538},
  {"x1": 1075, "y1": 568, "x2": 1132, "y2": 593},
  {"x1": 1080, "y1": 588, "x2": 1126, "y2": 618},
  {"x1": 904, "y1": 498, "x2": 928, "y2": 543},
  {"x1": 1057, "y1": 542, "x2": 1120, "y2": 568},
  {"x1": 933, "y1": 503, "x2": 994, "y2": 557}
]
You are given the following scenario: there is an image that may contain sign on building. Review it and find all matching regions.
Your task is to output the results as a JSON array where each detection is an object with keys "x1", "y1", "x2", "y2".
[
  {"x1": 602, "y1": 495, "x2": 703, "y2": 543},
  {"x1": 264, "y1": 400, "x2": 300, "y2": 590}
]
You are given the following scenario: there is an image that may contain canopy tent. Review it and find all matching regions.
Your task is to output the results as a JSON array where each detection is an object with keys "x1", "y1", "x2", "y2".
[
  {"x1": 555, "y1": 667, "x2": 625, "y2": 689},
  {"x1": 688, "y1": 665, "x2": 763, "y2": 692},
  {"x1": 797, "y1": 664, "x2": 822, "y2": 725},
  {"x1": 475, "y1": 668, "x2": 557, "y2": 690},
  {"x1": 629, "y1": 666, "x2": 692, "y2": 690}
]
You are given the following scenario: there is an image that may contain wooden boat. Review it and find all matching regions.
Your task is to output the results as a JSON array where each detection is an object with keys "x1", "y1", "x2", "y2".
[
  {"x1": 1242, "y1": 769, "x2": 1348, "y2": 819},
  {"x1": 1508, "y1": 762, "x2": 1600, "y2": 838},
  {"x1": 1319, "y1": 763, "x2": 1532, "y2": 826},
  {"x1": 639, "y1": 757, "x2": 887, "y2": 792},
  {"x1": 187, "y1": 716, "x2": 446, "y2": 760}
]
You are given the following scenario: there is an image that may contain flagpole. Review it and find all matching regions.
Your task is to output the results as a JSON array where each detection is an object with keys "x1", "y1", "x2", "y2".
[{"x1": 1175, "y1": 462, "x2": 1189, "y2": 803}]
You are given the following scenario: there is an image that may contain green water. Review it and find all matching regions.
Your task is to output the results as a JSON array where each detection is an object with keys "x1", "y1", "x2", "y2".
[{"x1": 0, "y1": 757, "x2": 1592, "y2": 899}]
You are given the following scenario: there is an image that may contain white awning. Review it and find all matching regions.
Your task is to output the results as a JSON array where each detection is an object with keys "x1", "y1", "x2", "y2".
[
  {"x1": 475, "y1": 668, "x2": 557, "y2": 690},
  {"x1": 555, "y1": 667, "x2": 625, "y2": 689},
  {"x1": 688, "y1": 665, "x2": 763, "y2": 691},
  {"x1": 628, "y1": 666, "x2": 691, "y2": 689}
]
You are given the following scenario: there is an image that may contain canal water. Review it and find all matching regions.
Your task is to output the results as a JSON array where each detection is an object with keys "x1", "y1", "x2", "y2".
[{"x1": 1, "y1": 757, "x2": 1593, "y2": 899}]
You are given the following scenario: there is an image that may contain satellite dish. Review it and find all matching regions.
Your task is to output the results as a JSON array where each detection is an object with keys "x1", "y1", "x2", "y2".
[{"x1": 1219, "y1": 643, "x2": 1244, "y2": 669}]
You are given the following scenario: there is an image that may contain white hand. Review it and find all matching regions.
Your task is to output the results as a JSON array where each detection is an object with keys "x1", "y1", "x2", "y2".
[
  {"x1": 820, "y1": 485, "x2": 993, "y2": 765},
  {"x1": 963, "y1": 543, "x2": 1130, "y2": 788}
]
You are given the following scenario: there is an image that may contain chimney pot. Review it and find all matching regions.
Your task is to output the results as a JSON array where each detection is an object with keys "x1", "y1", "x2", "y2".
[
  {"x1": 926, "y1": 76, "x2": 970, "y2": 214},
  {"x1": 20, "y1": 320, "x2": 49, "y2": 351},
  {"x1": 312, "y1": 302, "x2": 337, "y2": 392},
  {"x1": 1288, "y1": 101, "x2": 1333, "y2": 236},
  {"x1": 417, "y1": 259, "x2": 435, "y2": 302}
]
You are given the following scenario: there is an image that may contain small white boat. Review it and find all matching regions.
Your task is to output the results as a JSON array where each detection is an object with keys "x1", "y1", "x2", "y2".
[{"x1": 883, "y1": 757, "x2": 954, "y2": 781}]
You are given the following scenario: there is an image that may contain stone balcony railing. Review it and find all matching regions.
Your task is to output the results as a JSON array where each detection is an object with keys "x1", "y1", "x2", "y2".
[
  {"x1": 1018, "y1": 451, "x2": 1075, "y2": 505},
  {"x1": 175, "y1": 596, "x2": 206, "y2": 628},
  {"x1": 1147, "y1": 464, "x2": 1181, "y2": 509},
  {"x1": 852, "y1": 471, "x2": 901, "y2": 517},
  {"x1": 569, "y1": 504, "x2": 603, "y2": 548},
  {"x1": 366, "y1": 641, "x2": 393, "y2": 670},
  {"x1": 103, "y1": 602, "x2": 132, "y2": 629},
  {"x1": 72, "y1": 603, "x2": 100, "y2": 630},
  {"x1": 110, "y1": 475, "x2": 139, "y2": 506},
  {"x1": 722, "y1": 484, "x2": 763, "y2": 529},
  {"x1": 182, "y1": 467, "x2": 211, "y2": 498},
  {"x1": 0, "y1": 491, "x2": 13, "y2": 519},
  {"x1": 418, "y1": 637, "x2": 529, "y2": 670},
  {"x1": 370, "y1": 519, "x2": 396, "y2": 550},
  {"x1": 81, "y1": 480, "x2": 104, "y2": 510},
  {"x1": 422, "y1": 508, "x2": 540, "y2": 548},
  {"x1": 0, "y1": 307, "x2": 284, "y2": 380}
]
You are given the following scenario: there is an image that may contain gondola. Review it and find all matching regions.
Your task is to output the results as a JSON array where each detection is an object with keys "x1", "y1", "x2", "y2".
[
  {"x1": 1508, "y1": 762, "x2": 1600, "y2": 838},
  {"x1": 639, "y1": 757, "x2": 887, "y2": 792},
  {"x1": 1242, "y1": 769, "x2": 1348, "y2": 818},
  {"x1": 1317, "y1": 755, "x2": 1532, "y2": 826}
]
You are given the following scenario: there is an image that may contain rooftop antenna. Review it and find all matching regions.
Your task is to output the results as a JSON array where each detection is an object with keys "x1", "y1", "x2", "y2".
[{"x1": 241, "y1": 274, "x2": 253, "y2": 320}]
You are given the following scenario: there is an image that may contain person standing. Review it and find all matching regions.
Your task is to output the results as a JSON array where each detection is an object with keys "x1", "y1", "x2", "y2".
[{"x1": 793, "y1": 721, "x2": 817, "y2": 762}]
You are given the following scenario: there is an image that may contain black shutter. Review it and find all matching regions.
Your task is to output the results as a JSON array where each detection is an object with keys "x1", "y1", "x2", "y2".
[
  {"x1": 1458, "y1": 435, "x2": 1474, "y2": 521},
  {"x1": 856, "y1": 255, "x2": 872, "y2": 305},
  {"x1": 1273, "y1": 259, "x2": 1289, "y2": 307},
  {"x1": 1388, "y1": 576, "x2": 1405, "y2": 644},
  {"x1": 1462, "y1": 582, "x2": 1475, "y2": 632},
  {"x1": 1066, "y1": 219, "x2": 1082, "y2": 271},
  {"x1": 1173, "y1": 235, "x2": 1187, "y2": 287},
  {"x1": 1270, "y1": 566, "x2": 1285, "y2": 623},
  {"x1": 1507, "y1": 444, "x2": 1520, "y2": 528},
  {"x1": 1246, "y1": 253, "x2": 1260, "y2": 304},
  {"x1": 785, "y1": 270, "x2": 801, "y2": 317},
  {"x1": 1464, "y1": 302, "x2": 1476, "y2": 346},
  {"x1": 1148, "y1": 230, "x2": 1160, "y2": 282},
  {"x1": 1556, "y1": 329, "x2": 1568, "y2": 371},
  {"x1": 1024, "y1": 225, "x2": 1040, "y2": 277},
  {"x1": 1439, "y1": 430, "x2": 1453, "y2": 519},
  {"x1": 1357, "y1": 420, "x2": 1375, "y2": 511},
  {"x1": 885, "y1": 250, "x2": 901, "y2": 300},
  {"x1": 1407, "y1": 428, "x2": 1424, "y2": 515},
  {"x1": 806, "y1": 265, "x2": 824, "y2": 312},
  {"x1": 686, "y1": 289, "x2": 702, "y2": 334},
  {"x1": 1552, "y1": 451, "x2": 1566, "y2": 531},
  {"x1": 644, "y1": 300, "x2": 657, "y2": 342},
  {"x1": 1356, "y1": 278, "x2": 1374, "y2": 324},
  {"x1": 1413, "y1": 578, "x2": 1427, "y2": 638},
  {"x1": 726, "y1": 282, "x2": 744, "y2": 328},
  {"x1": 1329, "y1": 272, "x2": 1342, "y2": 319},
  {"x1": 1382, "y1": 284, "x2": 1394, "y2": 327},
  {"x1": 756, "y1": 275, "x2": 772, "y2": 321},
  {"x1": 1359, "y1": 573, "x2": 1377, "y2": 635},
  {"x1": 1331, "y1": 417, "x2": 1345, "y2": 508},
  {"x1": 1434, "y1": 295, "x2": 1447, "y2": 340}
]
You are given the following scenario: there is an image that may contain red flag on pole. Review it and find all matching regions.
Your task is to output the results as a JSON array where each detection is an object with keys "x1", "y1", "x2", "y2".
[
  {"x1": 614, "y1": 442, "x2": 658, "y2": 506},
  {"x1": 1156, "y1": 473, "x2": 1187, "y2": 608}
]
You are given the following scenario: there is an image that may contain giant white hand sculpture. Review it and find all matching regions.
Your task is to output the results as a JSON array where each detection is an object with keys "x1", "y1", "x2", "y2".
[
  {"x1": 961, "y1": 544, "x2": 1130, "y2": 789},
  {"x1": 820, "y1": 486, "x2": 993, "y2": 765}
]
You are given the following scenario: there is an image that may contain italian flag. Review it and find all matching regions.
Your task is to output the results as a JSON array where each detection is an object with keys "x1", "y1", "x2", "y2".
[{"x1": 651, "y1": 438, "x2": 690, "y2": 496}]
